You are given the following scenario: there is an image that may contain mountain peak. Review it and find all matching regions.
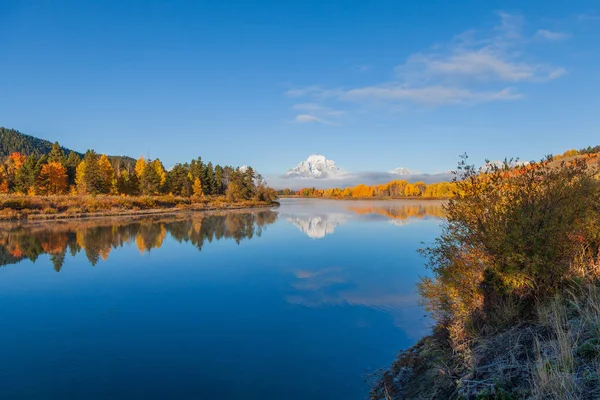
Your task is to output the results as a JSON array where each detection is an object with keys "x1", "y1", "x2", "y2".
[
  {"x1": 285, "y1": 155, "x2": 342, "y2": 179},
  {"x1": 389, "y1": 167, "x2": 414, "y2": 175}
]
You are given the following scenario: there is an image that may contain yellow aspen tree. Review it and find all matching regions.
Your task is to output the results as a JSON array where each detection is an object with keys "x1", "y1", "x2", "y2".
[
  {"x1": 76, "y1": 161, "x2": 87, "y2": 193},
  {"x1": 135, "y1": 156, "x2": 147, "y2": 178},
  {"x1": 98, "y1": 155, "x2": 115, "y2": 194}
]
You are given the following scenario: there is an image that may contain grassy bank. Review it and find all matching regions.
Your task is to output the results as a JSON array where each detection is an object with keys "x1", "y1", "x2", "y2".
[
  {"x1": 371, "y1": 156, "x2": 600, "y2": 399},
  {"x1": 0, "y1": 194, "x2": 277, "y2": 221}
]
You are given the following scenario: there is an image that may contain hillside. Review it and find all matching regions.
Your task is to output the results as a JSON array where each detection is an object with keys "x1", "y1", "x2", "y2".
[
  {"x1": 0, "y1": 127, "x2": 78, "y2": 158},
  {"x1": 0, "y1": 127, "x2": 135, "y2": 166}
]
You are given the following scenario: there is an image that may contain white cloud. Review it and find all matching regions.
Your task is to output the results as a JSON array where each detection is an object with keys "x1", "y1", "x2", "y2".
[
  {"x1": 286, "y1": 13, "x2": 566, "y2": 110},
  {"x1": 292, "y1": 103, "x2": 346, "y2": 116},
  {"x1": 534, "y1": 29, "x2": 570, "y2": 41},
  {"x1": 293, "y1": 114, "x2": 339, "y2": 126},
  {"x1": 342, "y1": 85, "x2": 521, "y2": 105}
]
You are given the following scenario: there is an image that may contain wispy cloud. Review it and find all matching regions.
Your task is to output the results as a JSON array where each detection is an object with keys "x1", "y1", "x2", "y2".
[
  {"x1": 534, "y1": 29, "x2": 570, "y2": 41},
  {"x1": 293, "y1": 114, "x2": 339, "y2": 126},
  {"x1": 286, "y1": 12, "x2": 566, "y2": 111}
]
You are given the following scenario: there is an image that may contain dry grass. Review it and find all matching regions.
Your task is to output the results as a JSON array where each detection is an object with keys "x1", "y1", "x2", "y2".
[
  {"x1": 0, "y1": 194, "x2": 276, "y2": 220},
  {"x1": 371, "y1": 283, "x2": 600, "y2": 399}
]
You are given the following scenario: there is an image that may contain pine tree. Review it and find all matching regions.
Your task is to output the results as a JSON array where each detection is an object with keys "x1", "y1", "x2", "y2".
[
  {"x1": 64, "y1": 151, "x2": 81, "y2": 186},
  {"x1": 48, "y1": 142, "x2": 66, "y2": 165},
  {"x1": 15, "y1": 154, "x2": 41, "y2": 194},
  {"x1": 140, "y1": 160, "x2": 162, "y2": 195},
  {"x1": 214, "y1": 165, "x2": 224, "y2": 195},
  {"x1": 167, "y1": 163, "x2": 191, "y2": 196},
  {"x1": 241, "y1": 166, "x2": 256, "y2": 200},
  {"x1": 80, "y1": 150, "x2": 104, "y2": 195},
  {"x1": 207, "y1": 162, "x2": 217, "y2": 195}
]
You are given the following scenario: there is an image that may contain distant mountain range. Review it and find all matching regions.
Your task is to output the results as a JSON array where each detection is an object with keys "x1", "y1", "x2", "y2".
[
  {"x1": 0, "y1": 127, "x2": 136, "y2": 166},
  {"x1": 273, "y1": 154, "x2": 451, "y2": 189},
  {"x1": 285, "y1": 155, "x2": 343, "y2": 179}
]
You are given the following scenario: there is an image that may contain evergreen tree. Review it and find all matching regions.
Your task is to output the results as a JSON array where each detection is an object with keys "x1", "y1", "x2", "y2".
[
  {"x1": 214, "y1": 165, "x2": 224, "y2": 195},
  {"x1": 80, "y1": 150, "x2": 104, "y2": 195},
  {"x1": 241, "y1": 166, "x2": 256, "y2": 199},
  {"x1": 15, "y1": 154, "x2": 41, "y2": 194},
  {"x1": 64, "y1": 151, "x2": 81, "y2": 186},
  {"x1": 189, "y1": 157, "x2": 203, "y2": 181},
  {"x1": 167, "y1": 163, "x2": 191, "y2": 196},
  {"x1": 140, "y1": 160, "x2": 162, "y2": 195},
  {"x1": 48, "y1": 142, "x2": 66, "y2": 165},
  {"x1": 207, "y1": 162, "x2": 216, "y2": 195}
]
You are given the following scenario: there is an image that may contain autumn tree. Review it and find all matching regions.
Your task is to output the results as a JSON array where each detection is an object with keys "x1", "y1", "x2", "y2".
[
  {"x1": 116, "y1": 169, "x2": 140, "y2": 196},
  {"x1": 192, "y1": 177, "x2": 204, "y2": 198},
  {"x1": 38, "y1": 162, "x2": 68, "y2": 195},
  {"x1": 135, "y1": 156, "x2": 147, "y2": 179},
  {"x1": 98, "y1": 154, "x2": 116, "y2": 194}
]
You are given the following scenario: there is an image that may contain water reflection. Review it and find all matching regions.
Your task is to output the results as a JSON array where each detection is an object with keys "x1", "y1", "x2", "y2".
[
  {"x1": 282, "y1": 199, "x2": 445, "y2": 238},
  {"x1": 0, "y1": 210, "x2": 278, "y2": 269}
]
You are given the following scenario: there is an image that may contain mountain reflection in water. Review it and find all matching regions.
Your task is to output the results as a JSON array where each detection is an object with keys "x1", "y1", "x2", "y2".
[
  {"x1": 283, "y1": 199, "x2": 445, "y2": 238},
  {"x1": 0, "y1": 210, "x2": 278, "y2": 270}
]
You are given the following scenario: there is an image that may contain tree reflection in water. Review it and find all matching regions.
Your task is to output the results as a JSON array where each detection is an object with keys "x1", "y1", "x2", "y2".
[{"x1": 0, "y1": 210, "x2": 278, "y2": 270}]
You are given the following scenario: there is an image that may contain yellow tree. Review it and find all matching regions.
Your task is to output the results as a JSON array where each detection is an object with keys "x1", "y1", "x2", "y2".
[
  {"x1": 98, "y1": 155, "x2": 115, "y2": 194},
  {"x1": 192, "y1": 177, "x2": 204, "y2": 198},
  {"x1": 75, "y1": 161, "x2": 86, "y2": 193},
  {"x1": 39, "y1": 162, "x2": 68, "y2": 195},
  {"x1": 135, "y1": 156, "x2": 147, "y2": 178}
]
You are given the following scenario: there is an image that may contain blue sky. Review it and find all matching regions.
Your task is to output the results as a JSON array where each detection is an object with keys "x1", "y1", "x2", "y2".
[{"x1": 1, "y1": 0, "x2": 600, "y2": 176}]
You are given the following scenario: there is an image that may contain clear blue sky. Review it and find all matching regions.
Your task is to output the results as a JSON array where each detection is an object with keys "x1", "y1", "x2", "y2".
[{"x1": 1, "y1": 0, "x2": 599, "y2": 175}]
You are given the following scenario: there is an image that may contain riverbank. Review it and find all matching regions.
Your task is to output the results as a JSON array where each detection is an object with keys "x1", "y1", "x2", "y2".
[
  {"x1": 0, "y1": 194, "x2": 278, "y2": 221},
  {"x1": 278, "y1": 195, "x2": 451, "y2": 200},
  {"x1": 370, "y1": 158, "x2": 600, "y2": 399},
  {"x1": 371, "y1": 286, "x2": 600, "y2": 399}
]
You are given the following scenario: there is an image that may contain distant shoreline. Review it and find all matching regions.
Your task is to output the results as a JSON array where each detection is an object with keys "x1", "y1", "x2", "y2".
[{"x1": 278, "y1": 195, "x2": 451, "y2": 201}]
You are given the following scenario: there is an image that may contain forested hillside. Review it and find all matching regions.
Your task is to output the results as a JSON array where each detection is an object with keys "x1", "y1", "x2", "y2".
[
  {"x1": 0, "y1": 127, "x2": 135, "y2": 167},
  {"x1": 0, "y1": 127, "x2": 76, "y2": 158}
]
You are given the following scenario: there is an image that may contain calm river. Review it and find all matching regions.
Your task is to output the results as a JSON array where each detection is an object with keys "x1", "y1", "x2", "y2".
[{"x1": 0, "y1": 198, "x2": 444, "y2": 399}]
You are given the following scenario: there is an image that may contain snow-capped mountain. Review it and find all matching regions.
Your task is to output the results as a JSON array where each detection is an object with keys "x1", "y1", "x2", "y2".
[
  {"x1": 285, "y1": 155, "x2": 342, "y2": 179},
  {"x1": 389, "y1": 167, "x2": 414, "y2": 175},
  {"x1": 239, "y1": 165, "x2": 249, "y2": 173}
]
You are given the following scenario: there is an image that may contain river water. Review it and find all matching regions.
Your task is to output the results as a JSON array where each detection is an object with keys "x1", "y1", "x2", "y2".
[{"x1": 0, "y1": 198, "x2": 444, "y2": 399}]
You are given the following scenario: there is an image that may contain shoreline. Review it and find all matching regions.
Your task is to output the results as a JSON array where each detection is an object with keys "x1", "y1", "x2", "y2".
[
  {"x1": 278, "y1": 195, "x2": 451, "y2": 201},
  {"x1": 0, "y1": 195, "x2": 279, "y2": 223}
]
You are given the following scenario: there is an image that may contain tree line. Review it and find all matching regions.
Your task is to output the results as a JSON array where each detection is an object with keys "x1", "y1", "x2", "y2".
[
  {"x1": 279, "y1": 179, "x2": 457, "y2": 199},
  {"x1": 0, "y1": 142, "x2": 276, "y2": 202}
]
